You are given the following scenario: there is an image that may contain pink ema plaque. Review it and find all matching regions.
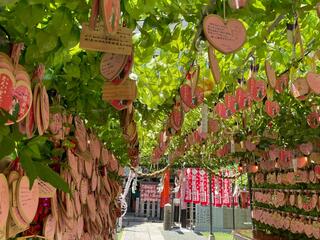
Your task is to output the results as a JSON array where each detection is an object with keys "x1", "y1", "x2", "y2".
[
  {"x1": 16, "y1": 176, "x2": 39, "y2": 223},
  {"x1": 0, "y1": 174, "x2": 9, "y2": 227}
]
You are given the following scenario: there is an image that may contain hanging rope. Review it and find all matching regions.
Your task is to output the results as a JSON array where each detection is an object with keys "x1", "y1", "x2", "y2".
[
  {"x1": 129, "y1": 163, "x2": 171, "y2": 178},
  {"x1": 118, "y1": 169, "x2": 136, "y2": 220}
]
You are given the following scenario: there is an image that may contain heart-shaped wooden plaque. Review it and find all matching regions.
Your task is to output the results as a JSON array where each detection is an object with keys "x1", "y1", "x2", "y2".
[
  {"x1": 170, "y1": 100, "x2": 184, "y2": 131},
  {"x1": 111, "y1": 52, "x2": 134, "y2": 85},
  {"x1": 265, "y1": 60, "x2": 276, "y2": 88},
  {"x1": 100, "y1": 53, "x2": 128, "y2": 81},
  {"x1": 186, "y1": 65, "x2": 200, "y2": 95},
  {"x1": 245, "y1": 140, "x2": 256, "y2": 152},
  {"x1": 203, "y1": 15, "x2": 246, "y2": 54},
  {"x1": 12, "y1": 81, "x2": 32, "y2": 124},
  {"x1": 208, "y1": 118, "x2": 220, "y2": 133},
  {"x1": 307, "y1": 111, "x2": 320, "y2": 128},
  {"x1": 269, "y1": 148, "x2": 279, "y2": 161},
  {"x1": 101, "y1": 0, "x2": 120, "y2": 33},
  {"x1": 0, "y1": 69, "x2": 32, "y2": 125},
  {"x1": 248, "y1": 78, "x2": 267, "y2": 102},
  {"x1": 291, "y1": 77, "x2": 309, "y2": 98},
  {"x1": 40, "y1": 85, "x2": 49, "y2": 132},
  {"x1": 310, "y1": 152, "x2": 320, "y2": 164},
  {"x1": 299, "y1": 142, "x2": 313, "y2": 155},
  {"x1": 181, "y1": 101, "x2": 190, "y2": 113},
  {"x1": 297, "y1": 156, "x2": 308, "y2": 169},
  {"x1": 248, "y1": 164, "x2": 258, "y2": 173},
  {"x1": 16, "y1": 177, "x2": 39, "y2": 223},
  {"x1": 235, "y1": 87, "x2": 252, "y2": 110},
  {"x1": 265, "y1": 100, "x2": 280, "y2": 118},
  {"x1": 315, "y1": 165, "x2": 320, "y2": 179},
  {"x1": 0, "y1": 68, "x2": 15, "y2": 112},
  {"x1": 180, "y1": 84, "x2": 204, "y2": 109},
  {"x1": 225, "y1": 93, "x2": 237, "y2": 114},
  {"x1": 0, "y1": 174, "x2": 9, "y2": 228},
  {"x1": 306, "y1": 72, "x2": 320, "y2": 94},
  {"x1": 43, "y1": 214, "x2": 56, "y2": 239},
  {"x1": 275, "y1": 73, "x2": 289, "y2": 94},
  {"x1": 0, "y1": 52, "x2": 14, "y2": 72},
  {"x1": 215, "y1": 102, "x2": 228, "y2": 119}
]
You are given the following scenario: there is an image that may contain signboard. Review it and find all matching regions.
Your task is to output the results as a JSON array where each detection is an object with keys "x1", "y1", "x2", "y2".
[{"x1": 140, "y1": 183, "x2": 160, "y2": 202}]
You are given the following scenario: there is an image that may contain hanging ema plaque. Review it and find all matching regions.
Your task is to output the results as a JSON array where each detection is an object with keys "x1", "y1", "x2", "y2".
[
  {"x1": 80, "y1": 22, "x2": 132, "y2": 55},
  {"x1": 203, "y1": 15, "x2": 246, "y2": 54},
  {"x1": 16, "y1": 177, "x2": 39, "y2": 223}
]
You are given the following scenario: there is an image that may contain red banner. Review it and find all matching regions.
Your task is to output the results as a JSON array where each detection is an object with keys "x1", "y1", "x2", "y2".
[
  {"x1": 184, "y1": 168, "x2": 193, "y2": 203},
  {"x1": 214, "y1": 172, "x2": 222, "y2": 207},
  {"x1": 222, "y1": 170, "x2": 231, "y2": 207},
  {"x1": 199, "y1": 169, "x2": 208, "y2": 205},
  {"x1": 211, "y1": 173, "x2": 215, "y2": 206},
  {"x1": 183, "y1": 168, "x2": 239, "y2": 208},
  {"x1": 192, "y1": 168, "x2": 200, "y2": 204},
  {"x1": 160, "y1": 169, "x2": 170, "y2": 207}
]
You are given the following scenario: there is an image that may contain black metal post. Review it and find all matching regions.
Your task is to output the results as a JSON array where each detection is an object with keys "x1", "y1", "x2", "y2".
[
  {"x1": 232, "y1": 181, "x2": 235, "y2": 231},
  {"x1": 209, "y1": 171, "x2": 213, "y2": 235},
  {"x1": 248, "y1": 173, "x2": 253, "y2": 212},
  {"x1": 208, "y1": 170, "x2": 215, "y2": 240},
  {"x1": 248, "y1": 173, "x2": 254, "y2": 230}
]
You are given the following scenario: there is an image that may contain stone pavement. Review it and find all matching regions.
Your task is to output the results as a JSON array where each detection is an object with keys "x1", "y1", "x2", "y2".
[{"x1": 121, "y1": 217, "x2": 207, "y2": 240}]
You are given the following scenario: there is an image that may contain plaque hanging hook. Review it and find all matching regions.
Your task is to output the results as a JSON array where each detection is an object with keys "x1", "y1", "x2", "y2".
[{"x1": 223, "y1": 0, "x2": 227, "y2": 22}]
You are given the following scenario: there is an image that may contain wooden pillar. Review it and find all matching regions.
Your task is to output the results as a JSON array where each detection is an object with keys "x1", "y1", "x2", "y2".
[
  {"x1": 157, "y1": 200, "x2": 161, "y2": 219},
  {"x1": 151, "y1": 201, "x2": 156, "y2": 218},
  {"x1": 190, "y1": 202, "x2": 194, "y2": 227},
  {"x1": 181, "y1": 209, "x2": 187, "y2": 228},
  {"x1": 140, "y1": 200, "x2": 144, "y2": 217},
  {"x1": 135, "y1": 198, "x2": 140, "y2": 217},
  {"x1": 146, "y1": 201, "x2": 150, "y2": 218}
]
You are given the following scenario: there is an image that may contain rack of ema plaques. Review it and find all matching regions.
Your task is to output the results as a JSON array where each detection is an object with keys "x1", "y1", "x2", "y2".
[
  {"x1": 135, "y1": 182, "x2": 161, "y2": 219},
  {"x1": 194, "y1": 206, "x2": 252, "y2": 232}
]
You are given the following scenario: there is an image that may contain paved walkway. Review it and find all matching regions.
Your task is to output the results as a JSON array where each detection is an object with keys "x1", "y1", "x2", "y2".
[{"x1": 121, "y1": 218, "x2": 207, "y2": 240}]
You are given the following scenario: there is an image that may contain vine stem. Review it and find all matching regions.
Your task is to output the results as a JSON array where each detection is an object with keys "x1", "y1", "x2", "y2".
[{"x1": 223, "y1": 0, "x2": 226, "y2": 21}]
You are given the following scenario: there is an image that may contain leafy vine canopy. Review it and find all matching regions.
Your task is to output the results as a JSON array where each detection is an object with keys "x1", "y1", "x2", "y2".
[{"x1": 0, "y1": 0, "x2": 320, "y2": 167}]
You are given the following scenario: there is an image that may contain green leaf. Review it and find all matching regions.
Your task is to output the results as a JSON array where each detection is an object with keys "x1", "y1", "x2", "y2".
[
  {"x1": 48, "y1": 7, "x2": 73, "y2": 36},
  {"x1": 64, "y1": 1, "x2": 80, "y2": 10},
  {"x1": 36, "y1": 30, "x2": 58, "y2": 53},
  {"x1": 0, "y1": 109, "x2": 17, "y2": 123},
  {"x1": 60, "y1": 27, "x2": 80, "y2": 49},
  {"x1": 25, "y1": 44, "x2": 41, "y2": 64},
  {"x1": 12, "y1": 103, "x2": 19, "y2": 120},
  {"x1": 28, "y1": 4, "x2": 46, "y2": 27},
  {"x1": 27, "y1": 136, "x2": 48, "y2": 146},
  {"x1": 35, "y1": 163, "x2": 70, "y2": 193},
  {"x1": 0, "y1": 125, "x2": 10, "y2": 136},
  {"x1": 63, "y1": 63, "x2": 81, "y2": 78},
  {"x1": 26, "y1": 145, "x2": 41, "y2": 159},
  {"x1": 160, "y1": 28, "x2": 172, "y2": 46},
  {"x1": 27, "y1": 0, "x2": 50, "y2": 4},
  {"x1": 51, "y1": 148, "x2": 65, "y2": 158},
  {"x1": 19, "y1": 148, "x2": 38, "y2": 186},
  {"x1": 0, "y1": 136, "x2": 15, "y2": 159},
  {"x1": 139, "y1": 34, "x2": 154, "y2": 48},
  {"x1": 10, "y1": 123, "x2": 24, "y2": 141},
  {"x1": 0, "y1": 0, "x2": 18, "y2": 6}
]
